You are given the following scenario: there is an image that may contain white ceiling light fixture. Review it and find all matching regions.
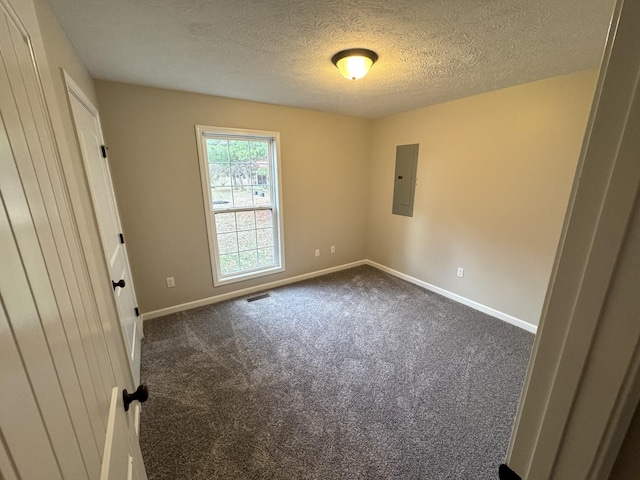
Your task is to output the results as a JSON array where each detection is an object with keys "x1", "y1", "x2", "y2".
[{"x1": 331, "y1": 48, "x2": 378, "y2": 80}]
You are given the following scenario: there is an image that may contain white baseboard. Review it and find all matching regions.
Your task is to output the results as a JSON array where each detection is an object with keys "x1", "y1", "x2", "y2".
[
  {"x1": 141, "y1": 260, "x2": 367, "y2": 321},
  {"x1": 142, "y1": 258, "x2": 537, "y2": 334},
  {"x1": 365, "y1": 260, "x2": 538, "y2": 334}
]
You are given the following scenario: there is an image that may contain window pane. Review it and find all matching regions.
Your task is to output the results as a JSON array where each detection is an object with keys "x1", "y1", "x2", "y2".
[
  {"x1": 252, "y1": 166, "x2": 269, "y2": 187},
  {"x1": 231, "y1": 186, "x2": 253, "y2": 207},
  {"x1": 209, "y1": 163, "x2": 230, "y2": 187},
  {"x1": 220, "y1": 253, "x2": 240, "y2": 275},
  {"x1": 215, "y1": 212, "x2": 236, "y2": 234},
  {"x1": 208, "y1": 138, "x2": 274, "y2": 209},
  {"x1": 253, "y1": 187, "x2": 271, "y2": 206},
  {"x1": 211, "y1": 187, "x2": 232, "y2": 209},
  {"x1": 254, "y1": 173, "x2": 267, "y2": 187},
  {"x1": 227, "y1": 141, "x2": 250, "y2": 203},
  {"x1": 258, "y1": 248, "x2": 275, "y2": 266},
  {"x1": 217, "y1": 232, "x2": 238, "y2": 255},
  {"x1": 250, "y1": 141, "x2": 268, "y2": 162},
  {"x1": 255, "y1": 209, "x2": 272, "y2": 229},
  {"x1": 235, "y1": 211, "x2": 256, "y2": 230},
  {"x1": 227, "y1": 140, "x2": 245, "y2": 162},
  {"x1": 239, "y1": 250, "x2": 258, "y2": 270},
  {"x1": 256, "y1": 228, "x2": 273, "y2": 248},
  {"x1": 237, "y1": 229, "x2": 257, "y2": 251},
  {"x1": 251, "y1": 142, "x2": 269, "y2": 187},
  {"x1": 230, "y1": 162, "x2": 252, "y2": 190},
  {"x1": 206, "y1": 139, "x2": 229, "y2": 163}
]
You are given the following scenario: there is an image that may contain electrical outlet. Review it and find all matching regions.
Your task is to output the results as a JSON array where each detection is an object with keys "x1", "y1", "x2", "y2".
[
  {"x1": 457, "y1": 268, "x2": 464, "y2": 278},
  {"x1": 315, "y1": 249, "x2": 320, "y2": 257},
  {"x1": 166, "y1": 277, "x2": 175, "y2": 288},
  {"x1": 331, "y1": 246, "x2": 336, "y2": 254}
]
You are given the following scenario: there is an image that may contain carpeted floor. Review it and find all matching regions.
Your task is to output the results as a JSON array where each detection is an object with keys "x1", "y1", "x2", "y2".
[{"x1": 140, "y1": 265, "x2": 533, "y2": 479}]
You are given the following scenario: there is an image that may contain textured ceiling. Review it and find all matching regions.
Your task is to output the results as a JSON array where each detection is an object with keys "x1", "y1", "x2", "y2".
[{"x1": 47, "y1": 0, "x2": 614, "y2": 118}]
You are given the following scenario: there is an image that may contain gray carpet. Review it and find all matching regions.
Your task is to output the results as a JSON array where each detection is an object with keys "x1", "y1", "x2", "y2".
[{"x1": 140, "y1": 265, "x2": 533, "y2": 479}]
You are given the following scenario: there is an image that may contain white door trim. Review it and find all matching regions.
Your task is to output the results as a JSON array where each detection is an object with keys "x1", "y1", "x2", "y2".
[
  {"x1": 506, "y1": 0, "x2": 640, "y2": 477},
  {"x1": 63, "y1": 70, "x2": 142, "y2": 383}
]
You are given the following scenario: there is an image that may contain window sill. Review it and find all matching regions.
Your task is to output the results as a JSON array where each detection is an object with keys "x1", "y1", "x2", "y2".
[{"x1": 214, "y1": 265, "x2": 285, "y2": 287}]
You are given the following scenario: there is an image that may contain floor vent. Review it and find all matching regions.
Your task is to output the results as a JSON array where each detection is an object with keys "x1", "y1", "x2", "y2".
[{"x1": 247, "y1": 292, "x2": 270, "y2": 302}]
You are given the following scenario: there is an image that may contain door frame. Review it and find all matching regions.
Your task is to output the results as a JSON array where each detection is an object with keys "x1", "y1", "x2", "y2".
[
  {"x1": 63, "y1": 70, "x2": 143, "y2": 383},
  {"x1": 506, "y1": 0, "x2": 640, "y2": 477}
]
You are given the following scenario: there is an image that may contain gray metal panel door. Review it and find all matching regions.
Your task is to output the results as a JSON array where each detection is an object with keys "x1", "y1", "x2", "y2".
[{"x1": 392, "y1": 144, "x2": 419, "y2": 217}]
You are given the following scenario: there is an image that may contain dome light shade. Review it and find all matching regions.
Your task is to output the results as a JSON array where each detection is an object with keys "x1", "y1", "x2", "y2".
[{"x1": 331, "y1": 49, "x2": 378, "y2": 80}]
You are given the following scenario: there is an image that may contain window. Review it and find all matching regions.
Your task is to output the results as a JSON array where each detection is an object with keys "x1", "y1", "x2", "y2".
[{"x1": 196, "y1": 126, "x2": 284, "y2": 286}]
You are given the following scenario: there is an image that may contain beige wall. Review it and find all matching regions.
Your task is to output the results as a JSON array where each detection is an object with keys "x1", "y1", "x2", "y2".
[
  {"x1": 366, "y1": 70, "x2": 598, "y2": 326},
  {"x1": 31, "y1": 0, "x2": 105, "y2": 287},
  {"x1": 96, "y1": 71, "x2": 596, "y2": 319},
  {"x1": 33, "y1": 0, "x2": 97, "y2": 105},
  {"x1": 94, "y1": 81, "x2": 371, "y2": 313}
]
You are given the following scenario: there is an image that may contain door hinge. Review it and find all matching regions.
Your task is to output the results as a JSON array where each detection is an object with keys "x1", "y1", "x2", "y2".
[
  {"x1": 119, "y1": 233, "x2": 125, "y2": 244},
  {"x1": 134, "y1": 307, "x2": 140, "y2": 317},
  {"x1": 100, "y1": 145, "x2": 108, "y2": 158}
]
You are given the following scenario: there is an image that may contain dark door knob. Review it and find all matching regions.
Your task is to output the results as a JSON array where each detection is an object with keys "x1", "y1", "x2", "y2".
[
  {"x1": 123, "y1": 384, "x2": 148, "y2": 411},
  {"x1": 112, "y1": 279, "x2": 126, "y2": 290}
]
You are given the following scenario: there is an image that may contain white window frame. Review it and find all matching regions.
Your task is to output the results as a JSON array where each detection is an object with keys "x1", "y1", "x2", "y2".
[{"x1": 195, "y1": 125, "x2": 285, "y2": 286}]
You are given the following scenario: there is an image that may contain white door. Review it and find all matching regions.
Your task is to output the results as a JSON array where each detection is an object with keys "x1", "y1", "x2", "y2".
[
  {"x1": 66, "y1": 84, "x2": 142, "y2": 384},
  {"x1": 0, "y1": 1, "x2": 146, "y2": 478}
]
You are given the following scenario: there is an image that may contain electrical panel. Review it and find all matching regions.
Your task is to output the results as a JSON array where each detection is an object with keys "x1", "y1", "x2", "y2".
[{"x1": 392, "y1": 144, "x2": 419, "y2": 217}]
